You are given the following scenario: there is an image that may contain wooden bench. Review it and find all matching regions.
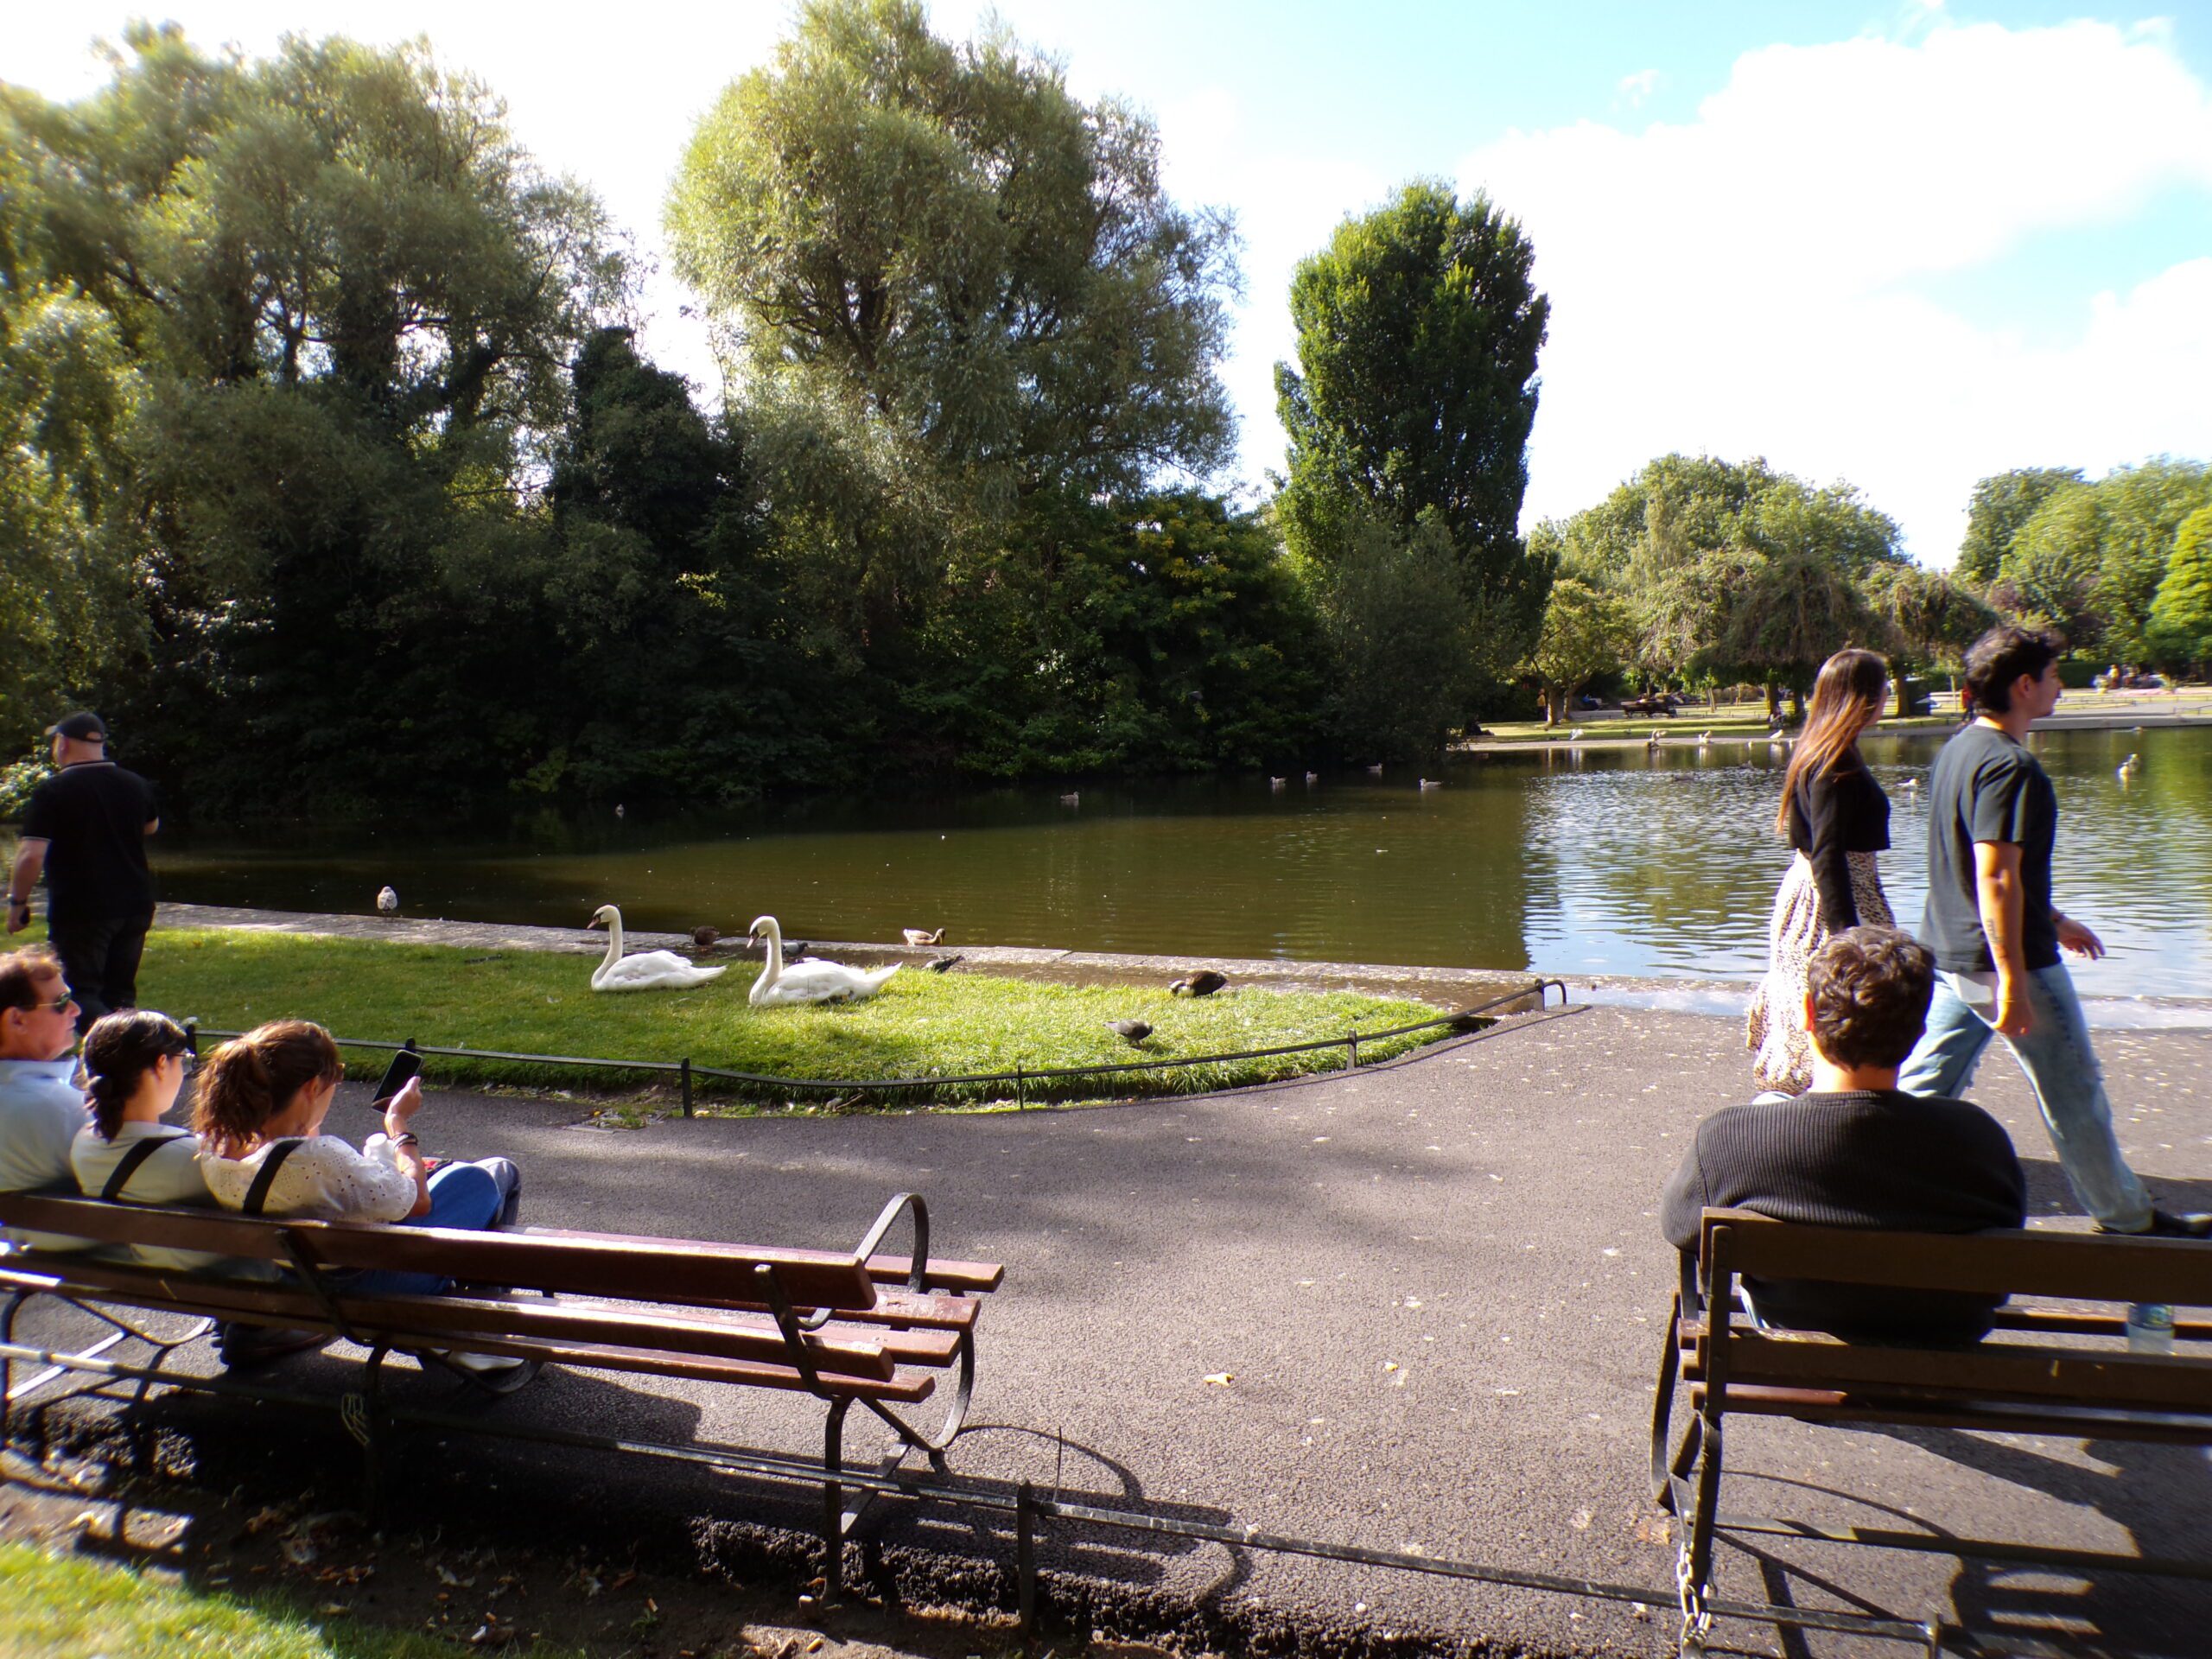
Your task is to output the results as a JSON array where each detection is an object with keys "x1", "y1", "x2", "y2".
[
  {"x1": 1650, "y1": 1207, "x2": 2212, "y2": 1653},
  {"x1": 0, "y1": 1188, "x2": 1001, "y2": 1598}
]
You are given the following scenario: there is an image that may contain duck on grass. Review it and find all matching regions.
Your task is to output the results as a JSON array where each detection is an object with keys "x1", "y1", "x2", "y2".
[{"x1": 134, "y1": 925, "x2": 1447, "y2": 1109}]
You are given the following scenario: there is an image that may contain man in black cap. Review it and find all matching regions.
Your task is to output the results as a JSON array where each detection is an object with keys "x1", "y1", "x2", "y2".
[{"x1": 6, "y1": 713, "x2": 159, "y2": 1029}]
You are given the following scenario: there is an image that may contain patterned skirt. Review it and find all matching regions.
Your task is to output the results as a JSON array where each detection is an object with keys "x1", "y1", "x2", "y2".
[{"x1": 1745, "y1": 851, "x2": 1893, "y2": 1095}]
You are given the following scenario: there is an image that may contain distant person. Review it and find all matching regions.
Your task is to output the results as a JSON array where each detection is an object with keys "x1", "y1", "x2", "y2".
[
  {"x1": 1899, "y1": 626, "x2": 2205, "y2": 1237},
  {"x1": 0, "y1": 948, "x2": 92, "y2": 1255},
  {"x1": 6, "y1": 712, "x2": 159, "y2": 1030},
  {"x1": 1668, "y1": 927, "x2": 2025, "y2": 1344},
  {"x1": 1746, "y1": 648, "x2": 1894, "y2": 1096}
]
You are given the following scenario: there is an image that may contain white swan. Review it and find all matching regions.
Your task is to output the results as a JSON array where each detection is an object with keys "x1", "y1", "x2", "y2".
[
  {"x1": 747, "y1": 915, "x2": 900, "y2": 1007},
  {"x1": 588, "y1": 906, "x2": 727, "y2": 993}
]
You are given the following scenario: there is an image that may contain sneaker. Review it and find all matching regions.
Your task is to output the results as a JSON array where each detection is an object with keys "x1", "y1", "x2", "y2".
[
  {"x1": 2099, "y1": 1210, "x2": 2212, "y2": 1239},
  {"x1": 419, "y1": 1348, "x2": 540, "y2": 1394}
]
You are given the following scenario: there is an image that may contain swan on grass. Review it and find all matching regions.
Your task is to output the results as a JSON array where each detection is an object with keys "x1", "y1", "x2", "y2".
[
  {"x1": 588, "y1": 906, "x2": 728, "y2": 993},
  {"x1": 747, "y1": 915, "x2": 900, "y2": 1007}
]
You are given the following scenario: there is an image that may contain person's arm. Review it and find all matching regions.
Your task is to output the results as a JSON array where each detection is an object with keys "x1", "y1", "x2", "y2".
[
  {"x1": 1661, "y1": 1132, "x2": 1715, "y2": 1253},
  {"x1": 6, "y1": 839, "x2": 47, "y2": 935},
  {"x1": 1974, "y1": 840, "x2": 2032, "y2": 1039},
  {"x1": 378, "y1": 1077, "x2": 432, "y2": 1219},
  {"x1": 1803, "y1": 773, "x2": 1859, "y2": 932},
  {"x1": 2051, "y1": 909, "x2": 2104, "y2": 960}
]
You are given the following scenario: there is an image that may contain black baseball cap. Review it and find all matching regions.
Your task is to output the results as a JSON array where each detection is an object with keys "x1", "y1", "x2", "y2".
[{"x1": 46, "y1": 711, "x2": 106, "y2": 741}]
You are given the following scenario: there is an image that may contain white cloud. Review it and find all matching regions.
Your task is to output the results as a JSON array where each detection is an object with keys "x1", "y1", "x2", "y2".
[
  {"x1": 1458, "y1": 19, "x2": 2212, "y2": 563},
  {"x1": 1616, "y1": 67, "x2": 1662, "y2": 107}
]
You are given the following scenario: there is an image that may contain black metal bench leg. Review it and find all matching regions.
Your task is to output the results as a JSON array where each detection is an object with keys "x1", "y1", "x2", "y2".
[
  {"x1": 1678, "y1": 1413, "x2": 1724, "y2": 1654},
  {"x1": 343, "y1": 1344, "x2": 391, "y2": 1521},
  {"x1": 822, "y1": 1397, "x2": 851, "y2": 1604}
]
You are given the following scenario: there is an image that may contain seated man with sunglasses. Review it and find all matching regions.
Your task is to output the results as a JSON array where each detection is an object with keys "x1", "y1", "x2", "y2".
[{"x1": 0, "y1": 947, "x2": 96, "y2": 1255}]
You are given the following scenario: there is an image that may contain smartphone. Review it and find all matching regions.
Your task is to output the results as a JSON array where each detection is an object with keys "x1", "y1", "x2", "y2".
[{"x1": 371, "y1": 1049, "x2": 423, "y2": 1109}]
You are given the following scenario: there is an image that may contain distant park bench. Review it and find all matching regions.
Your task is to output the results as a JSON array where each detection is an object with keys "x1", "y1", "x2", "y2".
[
  {"x1": 1650, "y1": 1207, "x2": 2212, "y2": 1650},
  {"x1": 0, "y1": 1188, "x2": 1000, "y2": 1599}
]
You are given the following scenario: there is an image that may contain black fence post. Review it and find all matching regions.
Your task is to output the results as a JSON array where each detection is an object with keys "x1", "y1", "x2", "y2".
[
  {"x1": 680, "y1": 1057, "x2": 693, "y2": 1118},
  {"x1": 1348, "y1": 1027, "x2": 1360, "y2": 1070},
  {"x1": 1017, "y1": 1479, "x2": 1039, "y2": 1656},
  {"x1": 1015, "y1": 1065, "x2": 1027, "y2": 1111}
]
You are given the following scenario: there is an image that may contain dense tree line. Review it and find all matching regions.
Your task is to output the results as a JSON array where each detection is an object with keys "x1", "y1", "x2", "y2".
[{"x1": 2, "y1": 7, "x2": 1561, "y2": 817}]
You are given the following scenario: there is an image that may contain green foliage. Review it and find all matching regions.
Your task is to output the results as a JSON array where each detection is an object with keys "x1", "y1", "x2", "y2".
[
  {"x1": 668, "y1": 0, "x2": 1236, "y2": 510},
  {"x1": 1993, "y1": 482, "x2": 2106, "y2": 647},
  {"x1": 1957, "y1": 467, "x2": 2082, "y2": 586},
  {"x1": 2088, "y1": 459, "x2": 2212, "y2": 660},
  {"x1": 1275, "y1": 181, "x2": 1551, "y2": 669},
  {"x1": 1524, "y1": 576, "x2": 1636, "y2": 723},
  {"x1": 2147, "y1": 506, "x2": 2212, "y2": 671},
  {"x1": 1297, "y1": 512, "x2": 1481, "y2": 761}
]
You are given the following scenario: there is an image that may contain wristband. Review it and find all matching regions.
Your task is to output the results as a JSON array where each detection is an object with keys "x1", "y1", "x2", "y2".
[{"x1": 390, "y1": 1131, "x2": 420, "y2": 1148}]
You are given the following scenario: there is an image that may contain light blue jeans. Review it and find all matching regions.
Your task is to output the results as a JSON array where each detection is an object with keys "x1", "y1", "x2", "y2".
[{"x1": 1899, "y1": 967, "x2": 2154, "y2": 1233}]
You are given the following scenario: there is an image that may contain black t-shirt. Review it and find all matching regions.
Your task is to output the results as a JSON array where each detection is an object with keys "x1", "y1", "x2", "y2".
[
  {"x1": 1919, "y1": 722, "x2": 2059, "y2": 973},
  {"x1": 21, "y1": 762, "x2": 157, "y2": 925},
  {"x1": 1786, "y1": 758, "x2": 1890, "y2": 931},
  {"x1": 1661, "y1": 1090, "x2": 2025, "y2": 1344}
]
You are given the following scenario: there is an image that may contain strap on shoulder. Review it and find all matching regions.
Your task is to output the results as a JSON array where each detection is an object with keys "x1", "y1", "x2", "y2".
[
  {"x1": 99, "y1": 1131, "x2": 190, "y2": 1204},
  {"x1": 240, "y1": 1138, "x2": 305, "y2": 1217}
]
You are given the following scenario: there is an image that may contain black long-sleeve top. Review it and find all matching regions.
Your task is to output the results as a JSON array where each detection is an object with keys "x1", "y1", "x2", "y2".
[
  {"x1": 1661, "y1": 1090, "x2": 2026, "y2": 1344},
  {"x1": 1786, "y1": 758, "x2": 1890, "y2": 931}
]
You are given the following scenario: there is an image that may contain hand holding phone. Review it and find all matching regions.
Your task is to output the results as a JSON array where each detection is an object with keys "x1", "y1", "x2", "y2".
[{"x1": 371, "y1": 1049, "x2": 423, "y2": 1109}]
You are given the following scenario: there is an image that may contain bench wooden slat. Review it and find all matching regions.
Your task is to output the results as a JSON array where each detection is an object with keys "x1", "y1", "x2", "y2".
[
  {"x1": 460, "y1": 1338, "x2": 938, "y2": 1402},
  {"x1": 1702, "y1": 1210, "x2": 2212, "y2": 1306},
  {"x1": 1724, "y1": 1330, "x2": 2212, "y2": 1413},
  {"x1": 1694, "y1": 1382, "x2": 2212, "y2": 1445},
  {"x1": 518, "y1": 1229, "x2": 1004, "y2": 1294},
  {"x1": 0, "y1": 1194, "x2": 879, "y2": 1311}
]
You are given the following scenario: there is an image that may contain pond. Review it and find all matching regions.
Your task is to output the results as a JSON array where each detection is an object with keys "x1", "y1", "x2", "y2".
[{"x1": 136, "y1": 724, "x2": 2212, "y2": 999}]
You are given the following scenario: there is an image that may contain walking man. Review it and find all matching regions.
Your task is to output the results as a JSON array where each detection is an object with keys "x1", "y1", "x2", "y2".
[
  {"x1": 5, "y1": 713, "x2": 159, "y2": 1030},
  {"x1": 1899, "y1": 627, "x2": 2203, "y2": 1236}
]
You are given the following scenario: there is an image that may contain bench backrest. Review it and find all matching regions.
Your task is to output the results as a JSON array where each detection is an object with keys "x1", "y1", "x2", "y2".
[
  {"x1": 0, "y1": 1190, "x2": 880, "y2": 1313},
  {"x1": 1697, "y1": 1208, "x2": 2212, "y2": 1418}
]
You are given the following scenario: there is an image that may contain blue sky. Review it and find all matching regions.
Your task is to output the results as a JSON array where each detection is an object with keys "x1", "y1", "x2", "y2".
[{"x1": 12, "y1": 2, "x2": 2212, "y2": 563}]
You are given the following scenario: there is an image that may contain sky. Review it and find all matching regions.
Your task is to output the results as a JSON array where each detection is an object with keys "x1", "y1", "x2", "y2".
[{"x1": 10, "y1": 2, "x2": 2212, "y2": 566}]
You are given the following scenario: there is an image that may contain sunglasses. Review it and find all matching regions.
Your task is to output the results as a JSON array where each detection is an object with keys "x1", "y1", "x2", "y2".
[{"x1": 35, "y1": 990, "x2": 78, "y2": 1014}]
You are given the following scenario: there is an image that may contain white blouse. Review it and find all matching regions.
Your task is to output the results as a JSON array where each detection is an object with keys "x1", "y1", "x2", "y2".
[{"x1": 200, "y1": 1134, "x2": 418, "y2": 1224}]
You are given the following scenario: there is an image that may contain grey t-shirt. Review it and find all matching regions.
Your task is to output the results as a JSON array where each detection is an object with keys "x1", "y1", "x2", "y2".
[{"x1": 1921, "y1": 721, "x2": 2060, "y2": 973}]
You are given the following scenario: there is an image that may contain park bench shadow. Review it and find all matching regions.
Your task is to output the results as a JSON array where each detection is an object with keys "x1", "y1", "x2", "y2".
[{"x1": 2018, "y1": 1154, "x2": 2212, "y2": 1224}]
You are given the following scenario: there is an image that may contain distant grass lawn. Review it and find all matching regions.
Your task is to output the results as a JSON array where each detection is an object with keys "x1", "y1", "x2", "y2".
[
  {"x1": 131, "y1": 926, "x2": 1453, "y2": 1107},
  {"x1": 0, "y1": 1540, "x2": 586, "y2": 1658}
]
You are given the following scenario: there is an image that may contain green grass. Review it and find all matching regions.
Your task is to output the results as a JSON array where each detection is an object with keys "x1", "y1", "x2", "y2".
[
  {"x1": 0, "y1": 1540, "x2": 588, "y2": 1658},
  {"x1": 134, "y1": 926, "x2": 1454, "y2": 1108}
]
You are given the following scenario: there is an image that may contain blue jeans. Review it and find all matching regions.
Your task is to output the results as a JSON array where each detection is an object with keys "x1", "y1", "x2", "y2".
[
  {"x1": 1899, "y1": 967, "x2": 2153, "y2": 1233},
  {"x1": 346, "y1": 1158, "x2": 522, "y2": 1296}
]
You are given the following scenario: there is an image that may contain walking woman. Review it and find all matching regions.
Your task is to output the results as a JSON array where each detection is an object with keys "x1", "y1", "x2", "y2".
[{"x1": 1747, "y1": 648, "x2": 1895, "y2": 1095}]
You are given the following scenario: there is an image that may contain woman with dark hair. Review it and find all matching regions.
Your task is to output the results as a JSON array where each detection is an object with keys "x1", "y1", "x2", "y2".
[
  {"x1": 1746, "y1": 647, "x2": 1895, "y2": 1095},
  {"x1": 194, "y1": 1021, "x2": 521, "y2": 1302},
  {"x1": 70, "y1": 1011, "x2": 212, "y2": 1269}
]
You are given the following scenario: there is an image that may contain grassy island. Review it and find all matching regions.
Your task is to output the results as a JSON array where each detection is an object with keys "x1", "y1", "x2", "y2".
[{"x1": 132, "y1": 927, "x2": 1454, "y2": 1109}]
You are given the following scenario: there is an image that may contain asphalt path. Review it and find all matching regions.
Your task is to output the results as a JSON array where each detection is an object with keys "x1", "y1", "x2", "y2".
[{"x1": 14, "y1": 1005, "x2": 2212, "y2": 1658}]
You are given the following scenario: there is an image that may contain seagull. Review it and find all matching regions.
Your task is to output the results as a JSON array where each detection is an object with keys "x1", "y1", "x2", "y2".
[
  {"x1": 1902, "y1": 777, "x2": 1921, "y2": 796},
  {"x1": 1269, "y1": 776, "x2": 1287, "y2": 790},
  {"x1": 926, "y1": 954, "x2": 963, "y2": 974},
  {"x1": 614, "y1": 804, "x2": 625, "y2": 818},
  {"x1": 903, "y1": 927, "x2": 944, "y2": 947},
  {"x1": 1304, "y1": 772, "x2": 1319, "y2": 785},
  {"x1": 1107, "y1": 1019, "x2": 1154, "y2": 1045},
  {"x1": 1366, "y1": 762, "x2": 1385, "y2": 776},
  {"x1": 376, "y1": 886, "x2": 399, "y2": 916},
  {"x1": 1697, "y1": 731, "x2": 1712, "y2": 748},
  {"x1": 1418, "y1": 778, "x2": 1443, "y2": 790},
  {"x1": 2119, "y1": 753, "x2": 2141, "y2": 781},
  {"x1": 1059, "y1": 791, "x2": 1081, "y2": 806},
  {"x1": 1171, "y1": 969, "x2": 1227, "y2": 998},
  {"x1": 1566, "y1": 728, "x2": 1583, "y2": 743}
]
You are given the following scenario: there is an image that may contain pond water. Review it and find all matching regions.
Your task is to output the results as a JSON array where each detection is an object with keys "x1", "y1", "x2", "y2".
[{"x1": 140, "y1": 725, "x2": 2212, "y2": 998}]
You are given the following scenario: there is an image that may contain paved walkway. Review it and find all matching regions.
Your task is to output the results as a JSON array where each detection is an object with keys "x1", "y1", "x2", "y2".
[{"x1": 16, "y1": 1004, "x2": 2212, "y2": 1657}]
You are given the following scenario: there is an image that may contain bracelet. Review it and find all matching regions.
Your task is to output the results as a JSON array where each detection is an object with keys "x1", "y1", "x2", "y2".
[{"x1": 390, "y1": 1131, "x2": 420, "y2": 1148}]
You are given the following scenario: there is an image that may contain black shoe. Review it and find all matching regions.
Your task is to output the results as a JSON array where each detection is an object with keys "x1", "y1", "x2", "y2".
[{"x1": 216, "y1": 1323, "x2": 329, "y2": 1370}]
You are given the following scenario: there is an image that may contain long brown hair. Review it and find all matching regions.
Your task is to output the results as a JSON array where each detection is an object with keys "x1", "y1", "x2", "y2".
[
  {"x1": 81, "y1": 1010, "x2": 192, "y2": 1141},
  {"x1": 192, "y1": 1020, "x2": 342, "y2": 1157},
  {"x1": 1775, "y1": 647, "x2": 1890, "y2": 836}
]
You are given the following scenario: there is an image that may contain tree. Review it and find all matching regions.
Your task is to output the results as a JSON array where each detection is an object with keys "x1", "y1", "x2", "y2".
[
  {"x1": 2090, "y1": 459, "x2": 2212, "y2": 661},
  {"x1": 1274, "y1": 181, "x2": 1551, "y2": 665},
  {"x1": 1863, "y1": 564, "x2": 1995, "y2": 714},
  {"x1": 2147, "y1": 506, "x2": 2212, "y2": 672},
  {"x1": 1524, "y1": 577, "x2": 1636, "y2": 725},
  {"x1": 667, "y1": 0, "x2": 1236, "y2": 510},
  {"x1": 1300, "y1": 512, "x2": 1480, "y2": 762},
  {"x1": 1993, "y1": 484, "x2": 2106, "y2": 649},
  {"x1": 1957, "y1": 467, "x2": 2082, "y2": 587}
]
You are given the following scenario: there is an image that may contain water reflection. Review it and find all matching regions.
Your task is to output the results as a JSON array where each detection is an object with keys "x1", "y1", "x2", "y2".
[{"x1": 137, "y1": 726, "x2": 2212, "y2": 996}]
